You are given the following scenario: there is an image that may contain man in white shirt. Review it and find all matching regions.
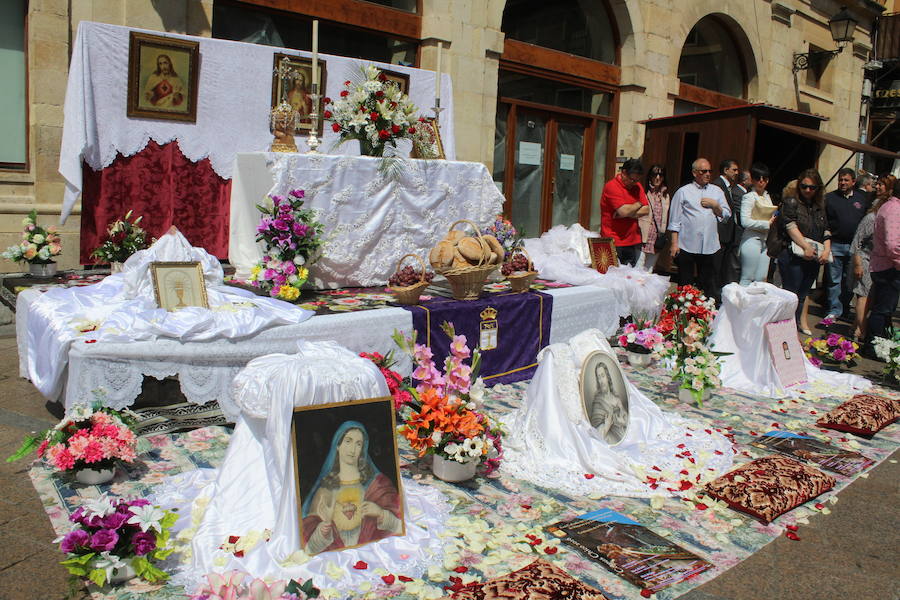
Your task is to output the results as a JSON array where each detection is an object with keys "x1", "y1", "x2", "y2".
[{"x1": 668, "y1": 158, "x2": 732, "y2": 298}]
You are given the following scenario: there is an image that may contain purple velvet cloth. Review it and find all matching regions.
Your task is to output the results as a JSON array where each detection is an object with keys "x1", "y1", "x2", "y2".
[{"x1": 403, "y1": 290, "x2": 552, "y2": 385}]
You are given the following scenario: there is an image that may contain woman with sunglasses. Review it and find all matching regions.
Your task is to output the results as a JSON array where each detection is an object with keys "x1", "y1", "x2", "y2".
[
  {"x1": 777, "y1": 169, "x2": 832, "y2": 327},
  {"x1": 738, "y1": 163, "x2": 775, "y2": 285},
  {"x1": 637, "y1": 165, "x2": 670, "y2": 272}
]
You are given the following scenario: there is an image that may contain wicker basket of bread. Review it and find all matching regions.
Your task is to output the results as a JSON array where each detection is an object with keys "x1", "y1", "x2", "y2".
[
  {"x1": 388, "y1": 253, "x2": 433, "y2": 305},
  {"x1": 502, "y1": 247, "x2": 538, "y2": 292},
  {"x1": 429, "y1": 220, "x2": 504, "y2": 300}
]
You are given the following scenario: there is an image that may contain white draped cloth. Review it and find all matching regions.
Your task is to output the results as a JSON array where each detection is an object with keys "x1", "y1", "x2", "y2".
[
  {"x1": 502, "y1": 329, "x2": 734, "y2": 498},
  {"x1": 523, "y1": 224, "x2": 670, "y2": 319},
  {"x1": 153, "y1": 343, "x2": 450, "y2": 596},
  {"x1": 711, "y1": 282, "x2": 871, "y2": 398},
  {"x1": 60, "y1": 21, "x2": 456, "y2": 221},
  {"x1": 228, "y1": 153, "x2": 504, "y2": 286},
  {"x1": 21, "y1": 230, "x2": 312, "y2": 405}
]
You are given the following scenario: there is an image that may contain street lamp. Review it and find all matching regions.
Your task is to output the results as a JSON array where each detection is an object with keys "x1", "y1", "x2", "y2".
[{"x1": 792, "y1": 6, "x2": 858, "y2": 72}]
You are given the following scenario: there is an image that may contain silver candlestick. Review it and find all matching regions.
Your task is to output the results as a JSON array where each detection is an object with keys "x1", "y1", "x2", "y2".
[
  {"x1": 306, "y1": 83, "x2": 321, "y2": 154},
  {"x1": 431, "y1": 97, "x2": 444, "y2": 128}
]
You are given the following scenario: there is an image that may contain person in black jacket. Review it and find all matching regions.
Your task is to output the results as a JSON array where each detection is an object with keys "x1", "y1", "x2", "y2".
[
  {"x1": 824, "y1": 168, "x2": 871, "y2": 322},
  {"x1": 712, "y1": 159, "x2": 743, "y2": 296}
]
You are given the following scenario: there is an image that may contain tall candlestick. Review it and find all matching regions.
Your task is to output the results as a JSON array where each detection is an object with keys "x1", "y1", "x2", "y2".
[
  {"x1": 435, "y1": 41, "x2": 442, "y2": 102},
  {"x1": 311, "y1": 20, "x2": 319, "y2": 87}
]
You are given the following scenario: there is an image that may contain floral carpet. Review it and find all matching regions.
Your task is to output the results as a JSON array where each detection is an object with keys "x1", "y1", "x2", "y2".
[{"x1": 29, "y1": 354, "x2": 899, "y2": 600}]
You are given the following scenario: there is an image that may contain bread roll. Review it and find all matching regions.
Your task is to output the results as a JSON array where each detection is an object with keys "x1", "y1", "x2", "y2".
[
  {"x1": 447, "y1": 230, "x2": 466, "y2": 244},
  {"x1": 429, "y1": 241, "x2": 455, "y2": 268},
  {"x1": 458, "y1": 237, "x2": 485, "y2": 262},
  {"x1": 483, "y1": 234, "x2": 506, "y2": 263}
]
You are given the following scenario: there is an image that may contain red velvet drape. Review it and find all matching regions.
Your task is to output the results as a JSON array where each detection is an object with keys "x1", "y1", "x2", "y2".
[{"x1": 80, "y1": 140, "x2": 232, "y2": 265}]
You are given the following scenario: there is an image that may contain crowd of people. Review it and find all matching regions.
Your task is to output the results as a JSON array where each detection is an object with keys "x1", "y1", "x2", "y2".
[{"x1": 600, "y1": 158, "x2": 900, "y2": 357}]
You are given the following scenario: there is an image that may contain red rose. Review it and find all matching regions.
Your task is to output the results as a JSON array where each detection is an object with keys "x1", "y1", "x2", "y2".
[
  {"x1": 370, "y1": 112, "x2": 379, "y2": 121},
  {"x1": 391, "y1": 124, "x2": 401, "y2": 134},
  {"x1": 375, "y1": 90, "x2": 385, "y2": 98},
  {"x1": 378, "y1": 72, "x2": 387, "y2": 82},
  {"x1": 340, "y1": 90, "x2": 349, "y2": 97},
  {"x1": 331, "y1": 122, "x2": 341, "y2": 133},
  {"x1": 408, "y1": 127, "x2": 416, "y2": 134},
  {"x1": 323, "y1": 97, "x2": 331, "y2": 104},
  {"x1": 379, "y1": 129, "x2": 390, "y2": 140},
  {"x1": 344, "y1": 80, "x2": 351, "y2": 86},
  {"x1": 390, "y1": 101, "x2": 397, "y2": 109},
  {"x1": 323, "y1": 110, "x2": 332, "y2": 119}
]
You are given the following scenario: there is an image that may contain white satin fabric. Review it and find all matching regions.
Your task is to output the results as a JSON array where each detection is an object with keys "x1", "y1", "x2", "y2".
[
  {"x1": 711, "y1": 282, "x2": 871, "y2": 398},
  {"x1": 60, "y1": 22, "x2": 455, "y2": 221},
  {"x1": 20, "y1": 230, "x2": 312, "y2": 403},
  {"x1": 153, "y1": 343, "x2": 450, "y2": 595},
  {"x1": 523, "y1": 225, "x2": 670, "y2": 319},
  {"x1": 502, "y1": 329, "x2": 734, "y2": 498}
]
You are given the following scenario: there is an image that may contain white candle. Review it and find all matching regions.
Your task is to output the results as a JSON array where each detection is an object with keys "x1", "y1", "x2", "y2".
[
  {"x1": 435, "y1": 41, "x2": 442, "y2": 102},
  {"x1": 311, "y1": 20, "x2": 319, "y2": 87}
]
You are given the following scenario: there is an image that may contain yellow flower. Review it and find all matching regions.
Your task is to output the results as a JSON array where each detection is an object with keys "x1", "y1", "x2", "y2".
[
  {"x1": 278, "y1": 285, "x2": 300, "y2": 301},
  {"x1": 250, "y1": 264, "x2": 262, "y2": 280},
  {"x1": 297, "y1": 266, "x2": 309, "y2": 281}
]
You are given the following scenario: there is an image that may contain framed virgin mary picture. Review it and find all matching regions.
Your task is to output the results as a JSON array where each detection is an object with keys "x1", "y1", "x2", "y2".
[
  {"x1": 410, "y1": 117, "x2": 445, "y2": 160},
  {"x1": 579, "y1": 350, "x2": 629, "y2": 445},
  {"x1": 271, "y1": 53, "x2": 327, "y2": 136},
  {"x1": 588, "y1": 238, "x2": 618, "y2": 274},
  {"x1": 127, "y1": 32, "x2": 200, "y2": 122},
  {"x1": 291, "y1": 397, "x2": 404, "y2": 555}
]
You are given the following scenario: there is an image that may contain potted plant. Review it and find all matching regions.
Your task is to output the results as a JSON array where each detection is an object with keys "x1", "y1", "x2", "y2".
[
  {"x1": 617, "y1": 321, "x2": 663, "y2": 367},
  {"x1": 803, "y1": 334, "x2": 859, "y2": 370},
  {"x1": 2, "y1": 209, "x2": 62, "y2": 276},
  {"x1": 672, "y1": 343, "x2": 721, "y2": 406},
  {"x1": 391, "y1": 323, "x2": 503, "y2": 482},
  {"x1": 872, "y1": 328, "x2": 900, "y2": 385},
  {"x1": 90, "y1": 210, "x2": 150, "y2": 272},
  {"x1": 58, "y1": 494, "x2": 176, "y2": 586}
]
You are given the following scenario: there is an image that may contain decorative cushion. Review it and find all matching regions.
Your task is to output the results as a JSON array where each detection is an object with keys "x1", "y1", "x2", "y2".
[
  {"x1": 816, "y1": 393, "x2": 900, "y2": 436},
  {"x1": 442, "y1": 559, "x2": 609, "y2": 600},
  {"x1": 704, "y1": 455, "x2": 835, "y2": 523}
]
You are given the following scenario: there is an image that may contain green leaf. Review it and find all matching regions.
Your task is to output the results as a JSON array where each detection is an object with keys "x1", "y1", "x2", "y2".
[
  {"x1": 61, "y1": 552, "x2": 95, "y2": 566},
  {"x1": 159, "y1": 510, "x2": 179, "y2": 530},
  {"x1": 6, "y1": 433, "x2": 44, "y2": 462},
  {"x1": 61, "y1": 564, "x2": 89, "y2": 577},
  {"x1": 88, "y1": 568, "x2": 107, "y2": 587}
]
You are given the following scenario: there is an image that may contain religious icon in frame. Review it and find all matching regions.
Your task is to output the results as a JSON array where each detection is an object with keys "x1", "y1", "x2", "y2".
[
  {"x1": 271, "y1": 53, "x2": 327, "y2": 136},
  {"x1": 380, "y1": 69, "x2": 410, "y2": 95},
  {"x1": 292, "y1": 396, "x2": 404, "y2": 555},
  {"x1": 149, "y1": 261, "x2": 209, "y2": 311},
  {"x1": 410, "y1": 117, "x2": 446, "y2": 160},
  {"x1": 588, "y1": 237, "x2": 619, "y2": 274},
  {"x1": 579, "y1": 349, "x2": 629, "y2": 445},
  {"x1": 127, "y1": 32, "x2": 200, "y2": 122}
]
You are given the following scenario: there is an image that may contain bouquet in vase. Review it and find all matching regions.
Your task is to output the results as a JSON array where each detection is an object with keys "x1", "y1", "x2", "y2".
[
  {"x1": 90, "y1": 210, "x2": 150, "y2": 264},
  {"x1": 249, "y1": 189, "x2": 323, "y2": 301},
  {"x1": 392, "y1": 323, "x2": 504, "y2": 476},
  {"x1": 803, "y1": 334, "x2": 859, "y2": 368},
  {"x1": 58, "y1": 494, "x2": 176, "y2": 586},
  {"x1": 872, "y1": 328, "x2": 900, "y2": 384},
  {"x1": 481, "y1": 215, "x2": 522, "y2": 254},
  {"x1": 2, "y1": 209, "x2": 62, "y2": 265},
  {"x1": 656, "y1": 285, "x2": 717, "y2": 344},
  {"x1": 360, "y1": 350, "x2": 413, "y2": 410},
  {"x1": 672, "y1": 344, "x2": 721, "y2": 406},
  {"x1": 617, "y1": 321, "x2": 664, "y2": 355},
  {"x1": 323, "y1": 65, "x2": 419, "y2": 157}
]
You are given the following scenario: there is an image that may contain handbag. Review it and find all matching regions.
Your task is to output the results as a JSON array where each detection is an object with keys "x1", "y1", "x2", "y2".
[
  {"x1": 791, "y1": 239, "x2": 833, "y2": 262},
  {"x1": 765, "y1": 213, "x2": 782, "y2": 258},
  {"x1": 651, "y1": 202, "x2": 669, "y2": 252}
]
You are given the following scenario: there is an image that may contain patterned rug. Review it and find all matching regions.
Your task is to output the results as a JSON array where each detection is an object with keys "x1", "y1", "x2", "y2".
[{"x1": 29, "y1": 354, "x2": 899, "y2": 600}]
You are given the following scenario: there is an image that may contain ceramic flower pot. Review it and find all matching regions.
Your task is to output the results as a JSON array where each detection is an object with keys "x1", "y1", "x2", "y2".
[
  {"x1": 678, "y1": 387, "x2": 711, "y2": 404},
  {"x1": 28, "y1": 261, "x2": 57, "y2": 277},
  {"x1": 108, "y1": 562, "x2": 136, "y2": 585},
  {"x1": 74, "y1": 466, "x2": 116, "y2": 485},
  {"x1": 432, "y1": 455, "x2": 476, "y2": 482},
  {"x1": 110, "y1": 261, "x2": 124, "y2": 274},
  {"x1": 626, "y1": 350, "x2": 653, "y2": 367}
]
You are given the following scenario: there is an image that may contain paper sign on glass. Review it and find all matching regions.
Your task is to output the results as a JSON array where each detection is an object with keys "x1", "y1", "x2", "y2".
[
  {"x1": 559, "y1": 154, "x2": 576, "y2": 171},
  {"x1": 518, "y1": 142, "x2": 542, "y2": 166},
  {"x1": 764, "y1": 318, "x2": 807, "y2": 388}
]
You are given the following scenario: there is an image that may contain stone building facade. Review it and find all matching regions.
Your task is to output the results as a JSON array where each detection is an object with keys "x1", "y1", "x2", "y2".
[{"x1": 0, "y1": 0, "x2": 886, "y2": 269}]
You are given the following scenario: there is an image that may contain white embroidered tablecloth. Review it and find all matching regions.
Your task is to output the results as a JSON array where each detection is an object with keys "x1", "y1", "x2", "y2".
[
  {"x1": 228, "y1": 152, "x2": 504, "y2": 287},
  {"x1": 60, "y1": 21, "x2": 456, "y2": 221}
]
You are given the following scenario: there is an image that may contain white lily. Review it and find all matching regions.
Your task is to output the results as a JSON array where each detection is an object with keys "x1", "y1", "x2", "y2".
[
  {"x1": 127, "y1": 504, "x2": 166, "y2": 532},
  {"x1": 82, "y1": 495, "x2": 117, "y2": 519}
]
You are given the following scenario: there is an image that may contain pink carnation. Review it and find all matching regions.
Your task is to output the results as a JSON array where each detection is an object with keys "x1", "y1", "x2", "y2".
[
  {"x1": 81, "y1": 440, "x2": 106, "y2": 464},
  {"x1": 50, "y1": 446, "x2": 76, "y2": 471},
  {"x1": 67, "y1": 435, "x2": 92, "y2": 459}
]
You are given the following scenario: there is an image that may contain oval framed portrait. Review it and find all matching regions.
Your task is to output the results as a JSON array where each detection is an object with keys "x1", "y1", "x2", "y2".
[{"x1": 579, "y1": 349, "x2": 630, "y2": 445}]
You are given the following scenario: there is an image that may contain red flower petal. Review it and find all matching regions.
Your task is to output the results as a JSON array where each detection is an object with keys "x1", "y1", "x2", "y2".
[
  {"x1": 520, "y1": 504, "x2": 532, "y2": 509},
  {"x1": 677, "y1": 443, "x2": 686, "y2": 449},
  {"x1": 85, "y1": 339, "x2": 97, "y2": 344},
  {"x1": 814, "y1": 503, "x2": 825, "y2": 509},
  {"x1": 453, "y1": 566, "x2": 468, "y2": 573},
  {"x1": 584, "y1": 473, "x2": 595, "y2": 479},
  {"x1": 695, "y1": 503, "x2": 708, "y2": 510},
  {"x1": 679, "y1": 469, "x2": 689, "y2": 475},
  {"x1": 714, "y1": 450, "x2": 724, "y2": 455},
  {"x1": 398, "y1": 576, "x2": 413, "y2": 582},
  {"x1": 785, "y1": 531, "x2": 800, "y2": 541},
  {"x1": 786, "y1": 524, "x2": 798, "y2": 531},
  {"x1": 544, "y1": 546, "x2": 558, "y2": 554},
  {"x1": 640, "y1": 589, "x2": 653, "y2": 597},
  {"x1": 353, "y1": 561, "x2": 368, "y2": 570},
  {"x1": 679, "y1": 480, "x2": 693, "y2": 491},
  {"x1": 381, "y1": 575, "x2": 395, "y2": 585},
  {"x1": 651, "y1": 466, "x2": 661, "y2": 471}
]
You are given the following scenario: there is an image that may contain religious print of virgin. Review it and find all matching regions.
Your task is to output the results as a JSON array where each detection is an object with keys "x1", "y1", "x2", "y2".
[
  {"x1": 292, "y1": 397, "x2": 404, "y2": 555},
  {"x1": 579, "y1": 350, "x2": 630, "y2": 445}
]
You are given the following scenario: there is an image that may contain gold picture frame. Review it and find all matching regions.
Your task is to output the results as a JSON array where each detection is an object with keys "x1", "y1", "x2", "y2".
[
  {"x1": 271, "y1": 53, "x2": 327, "y2": 136},
  {"x1": 579, "y1": 349, "x2": 630, "y2": 446},
  {"x1": 588, "y1": 237, "x2": 619, "y2": 274},
  {"x1": 410, "y1": 117, "x2": 445, "y2": 160},
  {"x1": 380, "y1": 69, "x2": 410, "y2": 95},
  {"x1": 126, "y1": 32, "x2": 200, "y2": 122},
  {"x1": 149, "y1": 261, "x2": 209, "y2": 311},
  {"x1": 292, "y1": 396, "x2": 405, "y2": 555}
]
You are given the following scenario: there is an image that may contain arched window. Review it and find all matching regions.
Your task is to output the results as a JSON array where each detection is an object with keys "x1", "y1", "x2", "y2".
[
  {"x1": 678, "y1": 15, "x2": 746, "y2": 98},
  {"x1": 502, "y1": 0, "x2": 617, "y2": 65}
]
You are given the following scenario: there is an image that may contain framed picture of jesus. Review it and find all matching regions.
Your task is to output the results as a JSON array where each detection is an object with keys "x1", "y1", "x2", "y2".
[{"x1": 126, "y1": 32, "x2": 200, "y2": 122}]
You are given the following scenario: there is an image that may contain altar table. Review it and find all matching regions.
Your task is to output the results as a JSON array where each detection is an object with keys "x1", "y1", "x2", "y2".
[
  {"x1": 228, "y1": 152, "x2": 504, "y2": 288},
  {"x1": 17, "y1": 285, "x2": 619, "y2": 420}
]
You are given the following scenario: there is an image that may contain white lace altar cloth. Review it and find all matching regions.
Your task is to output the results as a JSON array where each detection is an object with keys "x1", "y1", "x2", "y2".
[
  {"x1": 502, "y1": 329, "x2": 734, "y2": 498},
  {"x1": 711, "y1": 282, "x2": 871, "y2": 398},
  {"x1": 60, "y1": 21, "x2": 456, "y2": 222},
  {"x1": 228, "y1": 153, "x2": 504, "y2": 286},
  {"x1": 151, "y1": 344, "x2": 451, "y2": 595},
  {"x1": 17, "y1": 284, "x2": 617, "y2": 419},
  {"x1": 523, "y1": 224, "x2": 670, "y2": 319}
]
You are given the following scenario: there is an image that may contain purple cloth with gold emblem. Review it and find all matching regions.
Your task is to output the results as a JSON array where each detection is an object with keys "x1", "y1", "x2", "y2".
[{"x1": 402, "y1": 290, "x2": 552, "y2": 385}]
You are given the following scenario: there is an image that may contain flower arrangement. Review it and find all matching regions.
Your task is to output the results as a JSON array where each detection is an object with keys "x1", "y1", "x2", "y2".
[
  {"x1": 391, "y1": 323, "x2": 503, "y2": 475},
  {"x1": 672, "y1": 345, "x2": 721, "y2": 405},
  {"x1": 249, "y1": 189, "x2": 323, "y2": 301},
  {"x1": 360, "y1": 350, "x2": 413, "y2": 410},
  {"x1": 323, "y1": 65, "x2": 419, "y2": 157},
  {"x1": 617, "y1": 321, "x2": 664, "y2": 355},
  {"x1": 7, "y1": 403, "x2": 137, "y2": 473},
  {"x1": 481, "y1": 215, "x2": 521, "y2": 254},
  {"x1": 656, "y1": 285, "x2": 717, "y2": 343},
  {"x1": 189, "y1": 570, "x2": 320, "y2": 600},
  {"x1": 90, "y1": 210, "x2": 150, "y2": 264},
  {"x1": 803, "y1": 334, "x2": 859, "y2": 368},
  {"x1": 872, "y1": 328, "x2": 900, "y2": 383},
  {"x1": 58, "y1": 494, "x2": 177, "y2": 586},
  {"x1": 2, "y1": 209, "x2": 62, "y2": 265}
]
